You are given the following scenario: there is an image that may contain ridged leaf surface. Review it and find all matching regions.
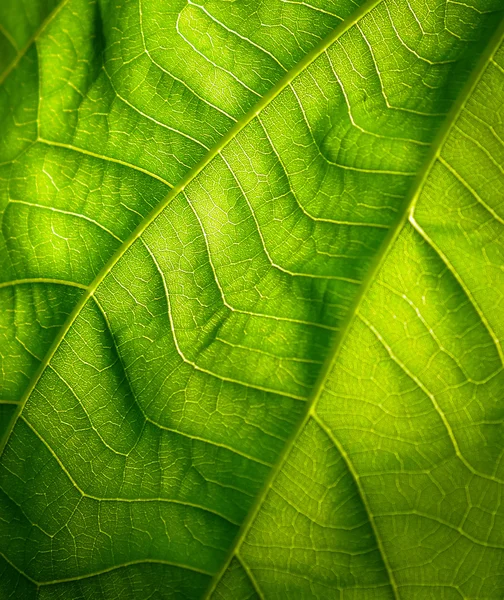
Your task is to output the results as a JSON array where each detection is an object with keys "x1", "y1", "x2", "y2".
[{"x1": 0, "y1": 0, "x2": 502, "y2": 598}]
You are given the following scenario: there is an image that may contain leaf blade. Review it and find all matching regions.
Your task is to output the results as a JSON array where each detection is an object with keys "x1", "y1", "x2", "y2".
[
  {"x1": 0, "y1": 0, "x2": 502, "y2": 597},
  {"x1": 209, "y1": 19, "x2": 504, "y2": 598}
]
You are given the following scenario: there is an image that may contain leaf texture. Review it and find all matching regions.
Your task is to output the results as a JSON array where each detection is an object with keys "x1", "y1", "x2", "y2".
[
  {"x1": 0, "y1": 0, "x2": 367, "y2": 438},
  {"x1": 209, "y1": 22, "x2": 504, "y2": 600},
  {"x1": 0, "y1": 0, "x2": 502, "y2": 598}
]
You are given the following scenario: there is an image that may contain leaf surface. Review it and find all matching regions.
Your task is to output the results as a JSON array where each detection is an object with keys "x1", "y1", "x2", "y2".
[
  {"x1": 0, "y1": 0, "x2": 502, "y2": 598},
  {"x1": 209, "y1": 21, "x2": 504, "y2": 600},
  {"x1": 0, "y1": 0, "x2": 366, "y2": 437}
]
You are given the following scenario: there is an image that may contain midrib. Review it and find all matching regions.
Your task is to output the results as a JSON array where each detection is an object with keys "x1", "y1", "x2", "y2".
[
  {"x1": 203, "y1": 15, "x2": 504, "y2": 599},
  {"x1": 0, "y1": 0, "x2": 385, "y2": 455}
]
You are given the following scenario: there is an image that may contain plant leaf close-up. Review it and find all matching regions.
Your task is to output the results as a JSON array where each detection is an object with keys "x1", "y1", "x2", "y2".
[{"x1": 0, "y1": 0, "x2": 503, "y2": 598}]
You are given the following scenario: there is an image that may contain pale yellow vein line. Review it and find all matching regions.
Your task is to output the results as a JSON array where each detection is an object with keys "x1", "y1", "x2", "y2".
[
  {"x1": 138, "y1": 0, "x2": 237, "y2": 123},
  {"x1": 140, "y1": 237, "x2": 307, "y2": 400},
  {"x1": 378, "y1": 511, "x2": 504, "y2": 549},
  {"x1": 312, "y1": 412, "x2": 400, "y2": 599},
  {"x1": 47, "y1": 365, "x2": 129, "y2": 457},
  {"x1": 279, "y1": 0, "x2": 343, "y2": 18},
  {"x1": 189, "y1": 0, "x2": 288, "y2": 71},
  {"x1": 0, "y1": 0, "x2": 71, "y2": 86},
  {"x1": 215, "y1": 336, "x2": 323, "y2": 365},
  {"x1": 235, "y1": 553, "x2": 265, "y2": 600},
  {"x1": 329, "y1": 37, "x2": 438, "y2": 126},
  {"x1": 438, "y1": 156, "x2": 504, "y2": 225},
  {"x1": 7, "y1": 199, "x2": 122, "y2": 242},
  {"x1": 0, "y1": 23, "x2": 18, "y2": 51},
  {"x1": 376, "y1": 279, "x2": 501, "y2": 385},
  {"x1": 0, "y1": 554, "x2": 213, "y2": 588},
  {"x1": 0, "y1": 278, "x2": 87, "y2": 290},
  {"x1": 166, "y1": 191, "x2": 338, "y2": 330},
  {"x1": 465, "y1": 108, "x2": 504, "y2": 147},
  {"x1": 255, "y1": 115, "x2": 390, "y2": 228},
  {"x1": 90, "y1": 295, "x2": 275, "y2": 467},
  {"x1": 409, "y1": 215, "x2": 504, "y2": 365},
  {"x1": 20, "y1": 415, "x2": 242, "y2": 524},
  {"x1": 38, "y1": 558, "x2": 214, "y2": 585},
  {"x1": 382, "y1": 3, "x2": 456, "y2": 67},
  {"x1": 219, "y1": 153, "x2": 362, "y2": 283},
  {"x1": 103, "y1": 67, "x2": 210, "y2": 151},
  {"x1": 38, "y1": 138, "x2": 173, "y2": 188},
  {"x1": 491, "y1": 57, "x2": 504, "y2": 74},
  {"x1": 358, "y1": 312, "x2": 504, "y2": 485},
  {"x1": 0, "y1": 551, "x2": 38, "y2": 585},
  {"x1": 454, "y1": 124, "x2": 504, "y2": 174},
  {"x1": 175, "y1": 6, "x2": 261, "y2": 97}
]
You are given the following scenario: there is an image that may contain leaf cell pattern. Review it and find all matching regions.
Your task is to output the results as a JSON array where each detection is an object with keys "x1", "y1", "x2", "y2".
[
  {"x1": 210, "y1": 28, "x2": 504, "y2": 600},
  {"x1": 0, "y1": 0, "x2": 502, "y2": 598}
]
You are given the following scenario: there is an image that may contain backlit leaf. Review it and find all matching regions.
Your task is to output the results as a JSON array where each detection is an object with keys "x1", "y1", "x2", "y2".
[{"x1": 0, "y1": 0, "x2": 502, "y2": 598}]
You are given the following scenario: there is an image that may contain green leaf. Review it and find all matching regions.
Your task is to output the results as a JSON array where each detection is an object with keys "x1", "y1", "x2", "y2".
[
  {"x1": 209, "y1": 21, "x2": 504, "y2": 600},
  {"x1": 0, "y1": 0, "x2": 364, "y2": 438},
  {"x1": 0, "y1": 0, "x2": 503, "y2": 598}
]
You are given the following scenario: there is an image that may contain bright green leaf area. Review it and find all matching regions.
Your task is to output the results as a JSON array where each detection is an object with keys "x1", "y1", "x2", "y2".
[
  {"x1": 0, "y1": 0, "x2": 365, "y2": 436},
  {"x1": 210, "y1": 24, "x2": 504, "y2": 600},
  {"x1": 0, "y1": 0, "x2": 503, "y2": 598}
]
